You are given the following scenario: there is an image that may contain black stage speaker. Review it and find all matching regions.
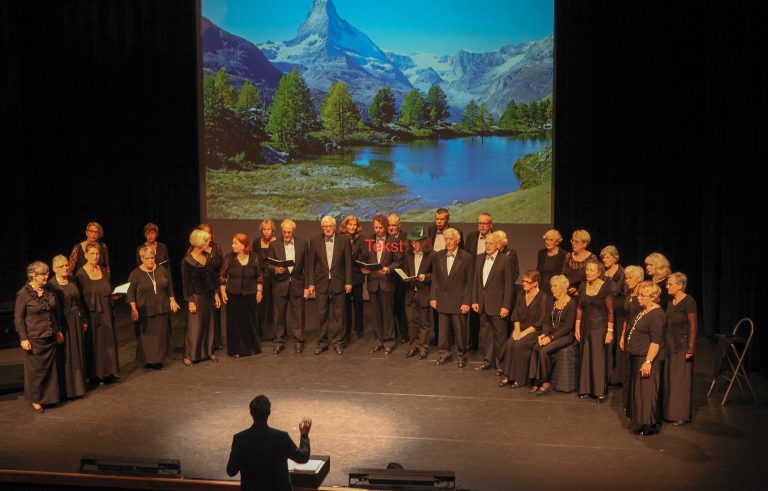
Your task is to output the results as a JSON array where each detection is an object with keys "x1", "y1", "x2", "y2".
[
  {"x1": 289, "y1": 454, "x2": 331, "y2": 489},
  {"x1": 348, "y1": 467, "x2": 456, "y2": 489},
  {"x1": 79, "y1": 455, "x2": 182, "y2": 478}
]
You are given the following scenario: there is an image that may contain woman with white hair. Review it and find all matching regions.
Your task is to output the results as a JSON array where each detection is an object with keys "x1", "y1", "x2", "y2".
[
  {"x1": 619, "y1": 265, "x2": 645, "y2": 409},
  {"x1": 625, "y1": 281, "x2": 666, "y2": 436},
  {"x1": 528, "y1": 275, "x2": 576, "y2": 395},
  {"x1": 536, "y1": 229, "x2": 567, "y2": 296},
  {"x1": 49, "y1": 254, "x2": 88, "y2": 398},
  {"x1": 15, "y1": 261, "x2": 63, "y2": 413},
  {"x1": 181, "y1": 228, "x2": 222, "y2": 366},
  {"x1": 644, "y1": 252, "x2": 672, "y2": 309},
  {"x1": 663, "y1": 272, "x2": 697, "y2": 426}
]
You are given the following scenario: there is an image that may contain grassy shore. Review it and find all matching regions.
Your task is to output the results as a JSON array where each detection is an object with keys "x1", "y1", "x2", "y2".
[
  {"x1": 400, "y1": 182, "x2": 552, "y2": 224},
  {"x1": 206, "y1": 154, "x2": 404, "y2": 220}
]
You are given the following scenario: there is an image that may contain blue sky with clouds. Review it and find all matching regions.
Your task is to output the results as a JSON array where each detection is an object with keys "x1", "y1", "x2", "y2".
[{"x1": 202, "y1": 0, "x2": 553, "y2": 55}]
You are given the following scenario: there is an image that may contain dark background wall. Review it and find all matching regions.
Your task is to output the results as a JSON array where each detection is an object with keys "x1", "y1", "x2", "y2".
[{"x1": 2, "y1": 1, "x2": 766, "y2": 366}]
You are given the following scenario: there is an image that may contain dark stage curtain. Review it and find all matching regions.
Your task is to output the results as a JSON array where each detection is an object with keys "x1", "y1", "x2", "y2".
[{"x1": 2, "y1": 1, "x2": 766, "y2": 367}]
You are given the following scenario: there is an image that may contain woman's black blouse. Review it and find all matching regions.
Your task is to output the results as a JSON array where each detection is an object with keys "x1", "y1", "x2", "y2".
[{"x1": 220, "y1": 252, "x2": 263, "y2": 295}]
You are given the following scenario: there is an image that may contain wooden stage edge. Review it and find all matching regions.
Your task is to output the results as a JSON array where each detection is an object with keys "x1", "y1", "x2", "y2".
[{"x1": 0, "y1": 469, "x2": 359, "y2": 491}]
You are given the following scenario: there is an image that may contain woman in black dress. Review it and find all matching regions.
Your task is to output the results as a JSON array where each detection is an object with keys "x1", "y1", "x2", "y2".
[
  {"x1": 76, "y1": 242, "x2": 120, "y2": 383},
  {"x1": 135, "y1": 223, "x2": 173, "y2": 280},
  {"x1": 68, "y1": 221, "x2": 110, "y2": 275},
  {"x1": 254, "y1": 219, "x2": 276, "y2": 340},
  {"x1": 221, "y1": 233, "x2": 263, "y2": 358},
  {"x1": 575, "y1": 260, "x2": 614, "y2": 402},
  {"x1": 601, "y1": 245, "x2": 626, "y2": 387},
  {"x1": 182, "y1": 228, "x2": 222, "y2": 366},
  {"x1": 15, "y1": 261, "x2": 63, "y2": 413},
  {"x1": 342, "y1": 215, "x2": 366, "y2": 339},
  {"x1": 619, "y1": 265, "x2": 645, "y2": 409},
  {"x1": 49, "y1": 254, "x2": 88, "y2": 399},
  {"x1": 198, "y1": 223, "x2": 224, "y2": 350},
  {"x1": 626, "y1": 281, "x2": 666, "y2": 436},
  {"x1": 528, "y1": 274, "x2": 576, "y2": 395},
  {"x1": 645, "y1": 252, "x2": 672, "y2": 309},
  {"x1": 663, "y1": 272, "x2": 697, "y2": 426},
  {"x1": 128, "y1": 246, "x2": 180, "y2": 369},
  {"x1": 500, "y1": 270, "x2": 546, "y2": 388},
  {"x1": 562, "y1": 229, "x2": 597, "y2": 297},
  {"x1": 536, "y1": 229, "x2": 567, "y2": 296}
]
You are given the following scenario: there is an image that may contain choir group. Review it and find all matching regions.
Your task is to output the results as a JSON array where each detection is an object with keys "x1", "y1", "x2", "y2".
[{"x1": 14, "y1": 209, "x2": 697, "y2": 436}]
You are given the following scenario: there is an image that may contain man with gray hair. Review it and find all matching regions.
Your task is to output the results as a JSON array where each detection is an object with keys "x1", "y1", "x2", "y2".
[
  {"x1": 430, "y1": 228, "x2": 473, "y2": 368},
  {"x1": 308, "y1": 216, "x2": 352, "y2": 355}
]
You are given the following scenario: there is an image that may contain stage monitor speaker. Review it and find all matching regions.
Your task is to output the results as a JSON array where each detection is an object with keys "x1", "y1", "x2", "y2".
[
  {"x1": 289, "y1": 454, "x2": 330, "y2": 489},
  {"x1": 348, "y1": 467, "x2": 456, "y2": 489},
  {"x1": 79, "y1": 455, "x2": 182, "y2": 478}
]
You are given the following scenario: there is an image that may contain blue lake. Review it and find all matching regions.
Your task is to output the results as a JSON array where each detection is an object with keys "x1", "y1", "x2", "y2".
[{"x1": 351, "y1": 135, "x2": 552, "y2": 207}]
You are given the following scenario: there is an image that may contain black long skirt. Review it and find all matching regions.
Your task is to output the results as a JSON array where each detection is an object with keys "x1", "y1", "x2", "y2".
[
  {"x1": 186, "y1": 292, "x2": 215, "y2": 362},
  {"x1": 60, "y1": 311, "x2": 87, "y2": 397},
  {"x1": 257, "y1": 277, "x2": 274, "y2": 340},
  {"x1": 663, "y1": 352, "x2": 693, "y2": 422},
  {"x1": 503, "y1": 331, "x2": 538, "y2": 385},
  {"x1": 90, "y1": 308, "x2": 119, "y2": 378},
  {"x1": 24, "y1": 336, "x2": 60, "y2": 405},
  {"x1": 136, "y1": 313, "x2": 171, "y2": 364},
  {"x1": 578, "y1": 328, "x2": 608, "y2": 397},
  {"x1": 627, "y1": 355, "x2": 663, "y2": 425},
  {"x1": 226, "y1": 293, "x2": 261, "y2": 357}
]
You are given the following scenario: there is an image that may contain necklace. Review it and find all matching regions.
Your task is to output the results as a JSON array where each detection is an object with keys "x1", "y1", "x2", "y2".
[
  {"x1": 146, "y1": 269, "x2": 157, "y2": 294},
  {"x1": 551, "y1": 305, "x2": 563, "y2": 330},
  {"x1": 627, "y1": 306, "x2": 655, "y2": 344}
]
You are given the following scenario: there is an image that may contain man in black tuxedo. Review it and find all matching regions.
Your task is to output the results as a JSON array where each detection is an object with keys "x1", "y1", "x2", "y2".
[
  {"x1": 472, "y1": 231, "x2": 514, "y2": 372},
  {"x1": 309, "y1": 216, "x2": 352, "y2": 355},
  {"x1": 362, "y1": 214, "x2": 402, "y2": 354},
  {"x1": 267, "y1": 219, "x2": 310, "y2": 354},
  {"x1": 387, "y1": 213, "x2": 409, "y2": 343},
  {"x1": 227, "y1": 394, "x2": 311, "y2": 491},
  {"x1": 464, "y1": 212, "x2": 494, "y2": 351},
  {"x1": 429, "y1": 228, "x2": 473, "y2": 368}
]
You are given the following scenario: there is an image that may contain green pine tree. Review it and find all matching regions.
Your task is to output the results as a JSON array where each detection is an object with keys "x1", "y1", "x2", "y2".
[
  {"x1": 477, "y1": 103, "x2": 492, "y2": 134},
  {"x1": 425, "y1": 84, "x2": 449, "y2": 126},
  {"x1": 321, "y1": 81, "x2": 360, "y2": 142},
  {"x1": 266, "y1": 69, "x2": 317, "y2": 155},
  {"x1": 398, "y1": 89, "x2": 426, "y2": 128},
  {"x1": 461, "y1": 100, "x2": 479, "y2": 132},
  {"x1": 368, "y1": 87, "x2": 396, "y2": 127},
  {"x1": 213, "y1": 67, "x2": 236, "y2": 108},
  {"x1": 235, "y1": 80, "x2": 261, "y2": 114},
  {"x1": 499, "y1": 99, "x2": 519, "y2": 129}
]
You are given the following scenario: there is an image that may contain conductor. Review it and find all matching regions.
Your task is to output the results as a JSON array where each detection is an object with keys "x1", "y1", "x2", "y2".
[{"x1": 227, "y1": 395, "x2": 312, "y2": 491}]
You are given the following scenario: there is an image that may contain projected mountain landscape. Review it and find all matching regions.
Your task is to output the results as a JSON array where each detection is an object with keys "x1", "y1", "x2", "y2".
[{"x1": 201, "y1": 0, "x2": 553, "y2": 223}]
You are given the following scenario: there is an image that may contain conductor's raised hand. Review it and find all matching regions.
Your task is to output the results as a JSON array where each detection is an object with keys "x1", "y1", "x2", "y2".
[{"x1": 299, "y1": 417, "x2": 312, "y2": 436}]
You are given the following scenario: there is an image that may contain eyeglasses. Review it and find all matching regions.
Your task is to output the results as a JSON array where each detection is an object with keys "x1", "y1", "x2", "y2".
[
  {"x1": 477, "y1": 221, "x2": 491, "y2": 225},
  {"x1": 522, "y1": 279, "x2": 535, "y2": 284},
  {"x1": 570, "y1": 239, "x2": 583, "y2": 244}
]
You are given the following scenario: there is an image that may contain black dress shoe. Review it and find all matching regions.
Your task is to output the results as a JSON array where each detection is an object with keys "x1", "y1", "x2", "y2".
[
  {"x1": 417, "y1": 352, "x2": 428, "y2": 360},
  {"x1": 384, "y1": 346, "x2": 393, "y2": 355},
  {"x1": 369, "y1": 345, "x2": 384, "y2": 353},
  {"x1": 404, "y1": 349, "x2": 417, "y2": 358},
  {"x1": 334, "y1": 346, "x2": 343, "y2": 355},
  {"x1": 475, "y1": 362, "x2": 491, "y2": 371},
  {"x1": 457, "y1": 360, "x2": 466, "y2": 368},
  {"x1": 632, "y1": 425, "x2": 647, "y2": 435},
  {"x1": 638, "y1": 425, "x2": 659, "y2": 436},
  {"x1": 595, "y1": 395, "x2": 608, "y2": 403},
  {"x1": 314, "y1": 346, "x2": 328, "y2": 355},
  {"x1": 436, "y1": 357, "x2": 451, "y2": 366}
]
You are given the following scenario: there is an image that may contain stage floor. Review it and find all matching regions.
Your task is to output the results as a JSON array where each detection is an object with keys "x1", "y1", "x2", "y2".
[{"x1": 1, "y1": 303, "x2": 767, "y2": 491}]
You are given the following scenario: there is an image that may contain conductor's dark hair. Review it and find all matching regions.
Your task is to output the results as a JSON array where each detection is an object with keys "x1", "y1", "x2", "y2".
[{"x1": 249, "y1": 395, "x2": 271, "y2": 422}]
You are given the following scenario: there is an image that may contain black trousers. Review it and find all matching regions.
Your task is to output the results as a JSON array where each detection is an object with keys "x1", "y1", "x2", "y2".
[
  {"x1": 273, "y1": 293, "x2": 305, "y2": 348},
  {"x1": 406, "y1": 300, "x2": 431, "y2": 354},
  {"x1": 438, "y1": 312, "x2": 468, "y2": 361},
  {"x1": 368, "y1": 290, "x2": 395, "y2": 348},
  {"x1": 344, "y1": 283, "x2": 364, "y2": 338},
  {"x1": 479, "y1": 311, "x2": 508, "y2": 368},
  {"x1": 316, "y1": 290, "x2": 345, "y2": 348}
]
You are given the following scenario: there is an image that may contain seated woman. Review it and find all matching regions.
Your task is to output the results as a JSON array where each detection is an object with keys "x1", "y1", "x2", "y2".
[
  {"x1": 663, "y1": 272, "x2": 697, "y2": 426},
  {"x1": 500, "y1": 270, "x2": 546, "y2": 388},
  {"x1": 626, "y1": 281, "x2": 666, "y2": 436},
  {"x1": 15, "y1": 261, "x2": 63, "y2": 413},
  {"x1": 528, "y1": 275, "x2": 576, "y2": 395}
]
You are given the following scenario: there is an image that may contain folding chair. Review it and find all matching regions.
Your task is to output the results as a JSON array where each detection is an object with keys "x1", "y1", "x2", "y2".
[{"x1": 707, "y1": 317, "x2": 757, "y2": 406}]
